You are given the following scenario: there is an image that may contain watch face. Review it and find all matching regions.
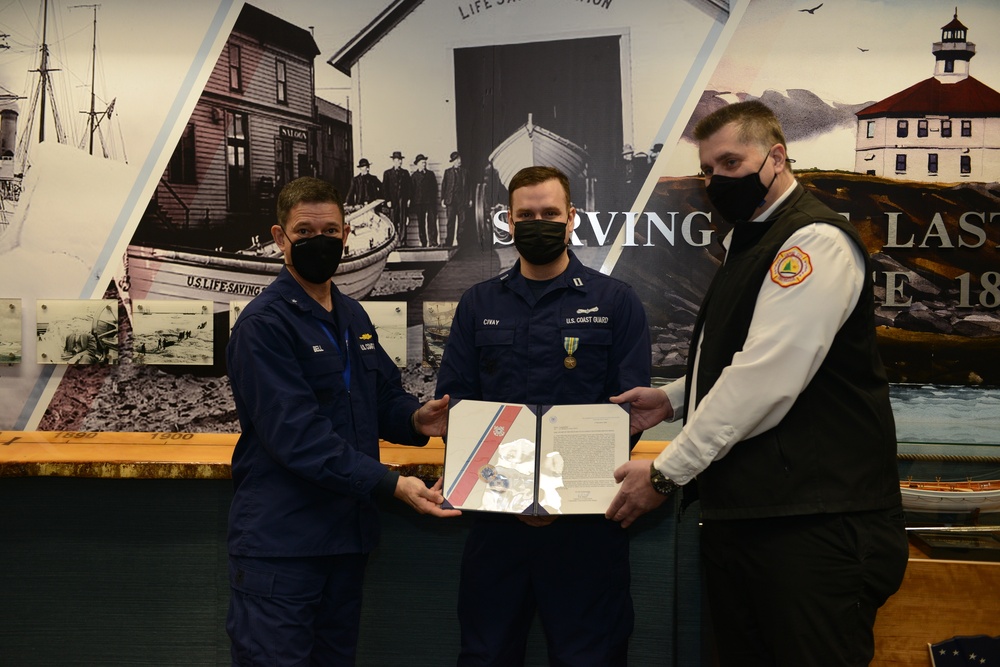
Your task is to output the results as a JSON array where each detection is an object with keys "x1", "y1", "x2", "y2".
[{"x1": 650, "y1": 464, "x2": 676, "y2": 495}]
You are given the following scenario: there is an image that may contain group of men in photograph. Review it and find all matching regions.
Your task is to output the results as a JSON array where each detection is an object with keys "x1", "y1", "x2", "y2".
[{"x1": 346, "y1": 150, "x2": 470, "y2": 249}]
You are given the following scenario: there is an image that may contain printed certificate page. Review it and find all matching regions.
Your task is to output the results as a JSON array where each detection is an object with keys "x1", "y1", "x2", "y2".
[
  {"x1": 537, "y1": 403, "x2": 629, "y2": 514},
  {"x1": 443, "y1": 399, "x2": 539, "y2": 514}
]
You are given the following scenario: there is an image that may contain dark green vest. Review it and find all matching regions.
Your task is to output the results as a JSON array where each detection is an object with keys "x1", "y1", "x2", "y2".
[{"x1": 687, "y1": 185, "x2": 901, "y2": 520}]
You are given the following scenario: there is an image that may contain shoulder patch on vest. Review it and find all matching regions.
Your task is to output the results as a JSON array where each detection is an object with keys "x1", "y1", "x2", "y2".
[{"x1": 769, "y1": 246, "x2": 813, "y2": 287}]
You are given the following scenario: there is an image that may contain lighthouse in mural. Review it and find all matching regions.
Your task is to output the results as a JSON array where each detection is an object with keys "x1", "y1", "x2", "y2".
[{"x1": 854, "y1": 9, "x2": 1000, "y2": 182}]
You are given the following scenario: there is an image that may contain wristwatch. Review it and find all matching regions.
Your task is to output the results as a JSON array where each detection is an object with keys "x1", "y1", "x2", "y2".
[{"x1": 649, "y1": 462, "x2": 679, "y2": 496}]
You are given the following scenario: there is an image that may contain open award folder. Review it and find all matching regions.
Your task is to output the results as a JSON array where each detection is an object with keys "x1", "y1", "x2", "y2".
[{"x1": 441, "y1": 399, "x2": 630, "y2": 515}]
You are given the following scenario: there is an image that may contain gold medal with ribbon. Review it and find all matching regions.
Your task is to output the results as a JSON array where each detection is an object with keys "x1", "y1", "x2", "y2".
[{"x1": 563, "y1": 336, "x2": 579, "y2": 369}]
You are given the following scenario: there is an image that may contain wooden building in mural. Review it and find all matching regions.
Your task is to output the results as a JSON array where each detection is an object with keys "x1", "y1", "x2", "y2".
[
  {"x1": 139, "y1": 4, "x2": 351, "y2": 250},
  {"x1": 315, "y1": 97, "x2": 353, "y2": 199},
  {"x1": 854, "y1": 10, "x2": 1000, "y2": 183}
]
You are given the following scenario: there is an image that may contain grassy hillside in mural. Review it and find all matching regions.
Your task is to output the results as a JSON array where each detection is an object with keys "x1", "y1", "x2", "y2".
[{"x1": 615, "y1": 172, "x2": 1000, "y2": 385}]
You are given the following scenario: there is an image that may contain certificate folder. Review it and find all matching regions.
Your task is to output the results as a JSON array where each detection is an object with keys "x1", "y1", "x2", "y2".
[{"x1": 442, "y1": 399, "x2": 629, "y2": 515}]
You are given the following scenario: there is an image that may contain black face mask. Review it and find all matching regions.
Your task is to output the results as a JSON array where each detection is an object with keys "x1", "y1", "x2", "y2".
[
  {"x1": 285, "y1": 232, "x2": 344, "y2": 284},
  {"x1": 513, "y1": 219, "x2": 569, "y2": 266},
  {"x1": 705, "y1": 154, "x2": 776, "y2": 224}
]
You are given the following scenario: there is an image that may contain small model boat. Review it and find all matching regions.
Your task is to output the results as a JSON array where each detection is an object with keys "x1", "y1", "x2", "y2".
[{"x1": 900, "y1": 478, "x2": 1000, "y2": 513}]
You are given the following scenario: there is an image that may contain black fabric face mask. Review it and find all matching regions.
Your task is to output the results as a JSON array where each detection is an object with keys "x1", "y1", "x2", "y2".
[
  {"x1": 705, "y1": 154, "x2": 777, "y2": 224},
  {"x1": 513, "y1": 219, "x2": 568, "y2": 266},
  {"x1": 286, "y1": 232, "x2": 344, "y2": 284}
]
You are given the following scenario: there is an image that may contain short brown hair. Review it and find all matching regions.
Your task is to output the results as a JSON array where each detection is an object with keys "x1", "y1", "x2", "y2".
[
  {"x1": 694, "y1": 100, "x2": 787, "y2": 158},
  {"x1": 508, "y1": 166, "x2": 571, "y2": 212},
  {"x1": 276, "y1": 177, "x2": 345, "y2": 228}
]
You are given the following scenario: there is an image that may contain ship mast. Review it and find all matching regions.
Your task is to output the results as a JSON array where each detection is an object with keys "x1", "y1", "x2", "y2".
[
  {"x1": 34, "y1": 0, "x2": 66, "y2": 144},
  {"x1": 16, "y1": 0, "x2": 68, "y2": 173},
  {"x1": 37, "y1": 0, "x2": 48, "y2": 142},
  {"x1": 70, "y1": 3, "x2": 100, "y2": 155}
]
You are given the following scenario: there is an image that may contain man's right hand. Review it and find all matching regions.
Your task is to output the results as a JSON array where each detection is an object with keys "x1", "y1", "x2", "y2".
[
  {"x1": 394, "y1": 476, "x2": 462, "y2": 518},
  {"x1": 609, "y1": 386, "x2": 674, "y2": 435}
]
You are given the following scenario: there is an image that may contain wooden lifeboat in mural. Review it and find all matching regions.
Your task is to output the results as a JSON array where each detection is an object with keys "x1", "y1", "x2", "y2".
[
  {"x1": 489, "y1": 113, "x2": 590, "y2": 188},
  {"x1": 900, "y1": 478, "x2": 1000, "y2": 513},
  {"x1": 126, "y1": 199, "x2": 396, "y2": 313},
  {"x1": 473, "y1": 114, "x2": 594, "y2": 247}
]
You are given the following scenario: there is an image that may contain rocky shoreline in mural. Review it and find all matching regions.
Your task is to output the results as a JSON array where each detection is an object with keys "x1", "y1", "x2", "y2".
[{"x1": 623, "y1": 172, "x2": 1000, "y2": 385}]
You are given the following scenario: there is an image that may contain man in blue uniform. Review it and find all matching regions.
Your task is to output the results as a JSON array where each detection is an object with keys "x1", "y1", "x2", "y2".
[
  {"x1": 226, "y1": 176, "x2": 459, "y2": 666},
  {"x1": 436, "y1": 166, "x2": 651, "y2": 666}
]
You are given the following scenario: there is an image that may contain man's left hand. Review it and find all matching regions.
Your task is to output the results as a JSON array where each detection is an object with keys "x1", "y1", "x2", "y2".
[
  {"x1": 605, "y1": 459, "x2": 670, "y2": 528},
  {"x1": 414, "y1": 394, "x2": 449, "y2": 437}
]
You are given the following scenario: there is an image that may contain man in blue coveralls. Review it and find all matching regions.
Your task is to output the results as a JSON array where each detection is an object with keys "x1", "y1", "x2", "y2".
[
  {"x1": 435, "y1": 166, "x2": 651, "y2": 666},
  {"x1": 226, "y1": 176, "x2": 460, "y2": 666}
]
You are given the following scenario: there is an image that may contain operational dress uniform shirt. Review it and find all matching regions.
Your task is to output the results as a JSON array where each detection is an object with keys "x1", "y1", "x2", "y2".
[
  {"x1": 654, "y1": 180, "x2": 866, "y2": 485},
  {"x1": 227, "y1": 267, "x2": 426, "y2": 557},
  {"x1": 437, "y1": 250, "x2": 650, "y2": 405}
]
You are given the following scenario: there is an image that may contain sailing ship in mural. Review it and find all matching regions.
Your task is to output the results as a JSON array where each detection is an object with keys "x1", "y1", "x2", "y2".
[{"x1": 0, "y1": 1, "x2": 124, "y2": 230}]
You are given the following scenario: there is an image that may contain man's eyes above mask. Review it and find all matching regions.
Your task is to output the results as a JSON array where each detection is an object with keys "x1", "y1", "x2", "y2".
[
  {"x1": 294, "y1": 228, "x2": 340, "y2": 238},
  {"x1": 512, "y1": 211, "x2": 563, "y2": 220}
]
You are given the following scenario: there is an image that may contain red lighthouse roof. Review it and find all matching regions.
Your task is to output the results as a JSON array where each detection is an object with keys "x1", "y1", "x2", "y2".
[{"x1": 856, "y1": 76, "x2": 1000, "y2": 118}]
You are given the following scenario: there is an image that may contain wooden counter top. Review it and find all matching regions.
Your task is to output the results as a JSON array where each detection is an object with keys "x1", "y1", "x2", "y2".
[
  {"x1": 0, "y1": 431, "x2": 665, "y2": 479},
  {"x1": 873, "y1": 542, "x2": 1000, "y2": 666}
]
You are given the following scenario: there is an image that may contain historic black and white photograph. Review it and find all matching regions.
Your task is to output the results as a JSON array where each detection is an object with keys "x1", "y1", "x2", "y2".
[
  {"x1": 228, "y1": 299, "x2": 251, "y2": 333},
  {"x1": 35, "y1": 298, "x2": 118, "y2": 365},
  {"x1": 132, "y1": 299, "x2": 213, "y2": 366},
  {"x1": 422, "y1": 300, "x2": 456, "y2": 368},
  {"x1": 359, "y1": 300, "x2": 407, "y2": 367},
  {"x1": 0, "y1": 298, "x2": 21, "y2": 363}
]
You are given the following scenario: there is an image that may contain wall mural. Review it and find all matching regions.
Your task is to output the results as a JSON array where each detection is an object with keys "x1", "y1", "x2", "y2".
[{"x1": 0, "y1": 0, "x2": 997, "y2": 454}]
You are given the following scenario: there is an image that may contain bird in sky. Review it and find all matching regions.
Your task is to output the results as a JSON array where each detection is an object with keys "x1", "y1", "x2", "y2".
[
  {"x1": 858, "y1": 47, "x2": 870, "y2": 52},
  {"x1": 799, "y1": 3, "x2": 823, "y2": 13}
]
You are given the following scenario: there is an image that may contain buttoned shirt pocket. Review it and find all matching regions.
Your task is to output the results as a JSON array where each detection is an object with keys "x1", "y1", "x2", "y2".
[
  {"x1": 300, "y1": 348, "x2": 346, "y2": 406},
  {"x1": 559, "y1": 327, "x2": 613, "y2": 350},
  {"x1": 558, "y1": 327, "x2": 614, "y2": 390},
  {"x1": 474, "y1": 326, "x2": 515, "y2": 396},
  {"x1": 356, "y1": 347, "x2": 382, "y2": 390}
]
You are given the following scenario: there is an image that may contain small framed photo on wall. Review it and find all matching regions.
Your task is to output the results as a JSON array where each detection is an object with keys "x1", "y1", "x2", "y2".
[
  {"x1": 0, "y1": 298, "x2": 22, "y2": 364},
  {"x1": 132, "y1": 300, "x2": 214, "y2": 365},
  {"x1": 36, "y1": 299, "x2": 119, "y2": 365}
]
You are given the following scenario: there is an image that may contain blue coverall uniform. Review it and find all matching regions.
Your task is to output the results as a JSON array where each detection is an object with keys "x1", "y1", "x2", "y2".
[
  {"x1": 436, "y1": 250, "x2": 651, "y2": 666},
  {"x1": 226, "y1": 267, "x2": 427, "y2": 665}
]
